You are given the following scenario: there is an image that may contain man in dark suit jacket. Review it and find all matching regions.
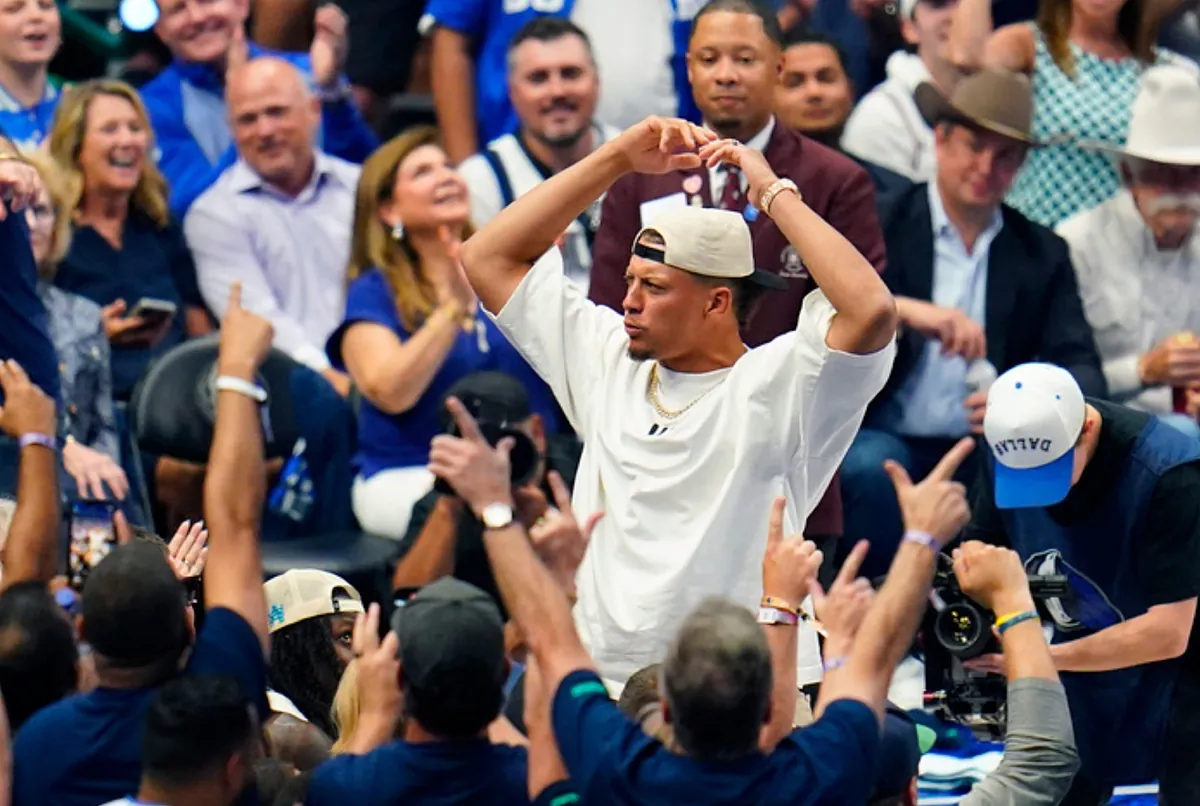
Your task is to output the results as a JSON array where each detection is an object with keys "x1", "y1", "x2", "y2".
[
  {"x1": 840, "y1": 68, "x2": 1106, "y2": 577},
  {"x1": 588, "y1": 0, "x2": 887, "y2": 561}
]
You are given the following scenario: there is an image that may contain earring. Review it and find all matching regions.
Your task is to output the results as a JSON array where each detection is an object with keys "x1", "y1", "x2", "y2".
[{"x1": 391, "y1": 222, "x2": 404, "y2": 241}]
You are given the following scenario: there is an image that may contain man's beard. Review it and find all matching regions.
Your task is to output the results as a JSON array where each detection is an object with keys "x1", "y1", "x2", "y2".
[{"x1": 531, "y1": 123, "x2": 589, "y2": 150}]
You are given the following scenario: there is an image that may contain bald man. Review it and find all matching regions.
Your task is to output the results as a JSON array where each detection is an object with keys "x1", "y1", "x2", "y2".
[{"x1": 183, "y1": 57, "x2": 360, "y2": 394}]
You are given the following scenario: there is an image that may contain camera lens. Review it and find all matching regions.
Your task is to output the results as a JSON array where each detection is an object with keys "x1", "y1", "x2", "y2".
[{"x1": 935, "y1": 603, "x2": 988, "y2": 659}]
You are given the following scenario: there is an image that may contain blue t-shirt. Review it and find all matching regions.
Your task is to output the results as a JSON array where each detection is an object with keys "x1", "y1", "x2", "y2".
[
  {"x1": 552, "y1": 670, "x2": 881, "y2": 805},
  {"x1": 327, "y1": 269, "x2": 559, "y2": 477},
  {"x1": 52, "y1": 211, "x2": 204, "y2": 400},
  {"x1": 0, "y1": 213, "x2": 59, "y2": 402},
  {"x1": 11, "y1": 608, "x2": 268, "y2": 806},
  {"x1": 0, "y1": 81, "x2": 59, "y2": 152},
  {"x1": 306, "y1": 738, "x2": 531, "y2": 805}
]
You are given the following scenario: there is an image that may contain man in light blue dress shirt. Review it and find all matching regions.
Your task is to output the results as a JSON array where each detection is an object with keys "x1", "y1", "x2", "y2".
[
  {"x1": 184, "y1": 58, "x2": 359, "y2": 397},
  {"x1": 143, "y1": 0, "x2": 375, "y2": 216},
  {"x1": 838, "y1": 69, "x2": 1105, "y2": 577}
]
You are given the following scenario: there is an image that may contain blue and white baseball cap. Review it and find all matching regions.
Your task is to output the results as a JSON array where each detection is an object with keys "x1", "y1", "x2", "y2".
[{"x1": 983, "y1": 363, "x2": 1086, "y2": 509}]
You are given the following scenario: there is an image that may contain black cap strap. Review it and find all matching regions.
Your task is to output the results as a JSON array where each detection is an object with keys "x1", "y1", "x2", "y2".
[{"x1": 632, "y1": 242, "x2": 667, "y2": 264}]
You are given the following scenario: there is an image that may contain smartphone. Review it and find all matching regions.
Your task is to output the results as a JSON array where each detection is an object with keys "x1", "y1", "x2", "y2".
[
  {"x1": 67, "y1": 500, "x2": 118, "y2": 591},
  {"x1": 129, "y1": 297, "x2": 178, "y2": 327}
]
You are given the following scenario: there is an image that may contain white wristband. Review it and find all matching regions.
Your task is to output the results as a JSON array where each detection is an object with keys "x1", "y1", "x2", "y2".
[{"x1": 215, "y1": 375, "x2": 267, "y2": 403}]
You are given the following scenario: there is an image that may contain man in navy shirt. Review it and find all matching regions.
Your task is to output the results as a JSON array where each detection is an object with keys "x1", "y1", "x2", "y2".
[
  {"x1": 306, "y1": 578, "x2": 577, "y2": 806},
  {"x1": 430, "y1": 382, "x2": 977, "y2": 804},
  {"x1": 11, "y1": 286, "x2": 276, "y2": 806}
]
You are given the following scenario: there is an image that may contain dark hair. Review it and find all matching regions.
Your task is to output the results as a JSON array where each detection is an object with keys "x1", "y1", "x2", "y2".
[
  {"x1": 268, "y1": 616, "x2": 344, "y2": 739},
  {"x1": 264, "y1": 713, "x2": 332, "y2": 772},
  {"x1": 271, "y1": 771, "x2": 311, "y2": 806},
  {"x1": 403, "y1": 678, "x2": 504, "y2": 739},
  {"x1": 691, "y1": 0, "x2": 784, "y2": 47},
  {"x1": 81, "y1": 543, "x2": 188, "y2": 672},
  {"x1": 696, "y1": 274, "x2": 767, "y2": 328},
  {"x1": 662, "y1": 598, "x2": 772, "y2": 762},
  {"x1": 508, "y1": 15, "x2": 593, "y2": 57},
  {"x1": 782, "y1": 26, "x2": 850, "y2": 72},
  {"x1": 618, "y1": 663, "x2": 663, "y2": 720},
  {"x1": 869, "y1": 795, "x2": 908, "y2": 806},
  {"x1": 0, "y1": 582, "x2": 79, "y2": 730},
  {"x1": 142, "y1": 676, "x2": 256, "y2": 788}
]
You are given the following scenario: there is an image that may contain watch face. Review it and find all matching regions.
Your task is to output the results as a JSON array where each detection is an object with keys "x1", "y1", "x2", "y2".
[{"x1": 482, "y1": 503, "x2": 514, "y2": 529}]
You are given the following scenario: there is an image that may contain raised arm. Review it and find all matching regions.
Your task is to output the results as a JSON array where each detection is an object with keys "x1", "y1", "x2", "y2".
[
  {"x1": 202, "y1": 284, "x2": 274, "y2": 655},
  {"x1": 817, "y1": 438, "x2": 975, "y2": 717},
  {"x1": 0, "y1": 361, "x2": 59, "y2": 588},
  {"x1": 948, "y1": 0, "x2": 1035, "y2": 73},
  {"x1": 428, "y1": 398, "x2": 596, "y2": 693},
  {"x1": 954, "y1": 542, "x2": 1080, "y2": 806},
  {"x1": 460, "y1": 117, "x2": 716, "y2": 315},
  {"x1": 699, "y1": 140, "x2": 897, "y2": 355}
]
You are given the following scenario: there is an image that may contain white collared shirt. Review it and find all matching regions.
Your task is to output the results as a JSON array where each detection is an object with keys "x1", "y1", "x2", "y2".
[
  {"x1": 184, "y1": 151, "x2": 360, "y2": 371},
  {"x1": 890, "y1": 183, "x2": 1004, "y2": 437},
  {"x1": 706, "y1": 117, "x2": 776, "y2": 203},
  {"x1": 1057, "y1": 189, "x2": 1200, "y2": 413}
]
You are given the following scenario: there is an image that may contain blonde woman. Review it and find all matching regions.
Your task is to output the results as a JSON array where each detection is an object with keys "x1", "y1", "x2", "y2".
[
  {"x1": 23, "y1": 151, "x2": 134, "y2": 512},
  {"x1": 47, "y1": 79, "x2": 211, "y2": 402},
  {"x1": 950, "y1": 0, "x2": 1193, "y2": 226},
  {"x1": 325, "y1": 126, "x2": 557, "y2": 539}
]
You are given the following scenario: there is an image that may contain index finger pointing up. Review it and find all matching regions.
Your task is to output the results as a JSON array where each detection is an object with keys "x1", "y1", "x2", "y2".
[
  {"x1": 927, "y1": 437, "x2": 976, "y2": 483},
  {"x1": 766, "y1": 497, "x2": 786, "y2": 549},
  {"x1": 445, "y1": 396, "x2": 487, "y2": 445}
]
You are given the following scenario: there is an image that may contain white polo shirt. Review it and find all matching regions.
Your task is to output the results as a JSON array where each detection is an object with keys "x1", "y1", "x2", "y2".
[{"x1": 490, "y1": 248, "x2": 895, "y2": 688}]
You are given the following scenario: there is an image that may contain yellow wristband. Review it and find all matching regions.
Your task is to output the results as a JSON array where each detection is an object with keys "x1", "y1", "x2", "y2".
[
  {"x1": 994, "y1": 610, "x2": 1033, "y2": 630},
  {"x1": 761, "y1": 596, "x2": 797, "y2": 615}
]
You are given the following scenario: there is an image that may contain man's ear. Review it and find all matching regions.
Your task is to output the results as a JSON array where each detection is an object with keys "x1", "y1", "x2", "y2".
[{"x1": 707, "y1": 286, "x2": 733, "y2": 316}]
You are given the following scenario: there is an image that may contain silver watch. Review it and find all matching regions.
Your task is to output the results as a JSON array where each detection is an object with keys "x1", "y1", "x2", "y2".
[{"x1": 480, "y1": 502, "x2": 515, "y2": 530}]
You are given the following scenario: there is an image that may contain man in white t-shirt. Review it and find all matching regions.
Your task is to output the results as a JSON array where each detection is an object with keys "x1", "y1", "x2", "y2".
[{"x1": 460, "y1": 116, "x2": 898, "y2": 688}]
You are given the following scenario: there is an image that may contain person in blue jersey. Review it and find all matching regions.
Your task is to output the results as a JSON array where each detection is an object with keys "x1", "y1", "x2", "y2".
[
  {"x1": 326, "y1": 126, "x2": 559, "y2": 541},
  {"x1": 964, "y1": 362, "x2": 1200, "y2": 806},
  {"x1": 423, "y1": 0, "x2": 698, "y2": 165},
  {"x1": 142, "y1": 0, "x2": 376, "y2": 215},
  {"x1": 10, "y1": 286, "x2": 274, "y2": 806},
  {"x1": 0, "y1": 0, "x2": 60, "y2": 151}
]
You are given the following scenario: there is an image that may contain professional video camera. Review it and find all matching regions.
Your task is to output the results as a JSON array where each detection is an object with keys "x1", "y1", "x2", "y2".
[{"x1": 918, "y1": 553, "x2": 1068, "y2": 735}]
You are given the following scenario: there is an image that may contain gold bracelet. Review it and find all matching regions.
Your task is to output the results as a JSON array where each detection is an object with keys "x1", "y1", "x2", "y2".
[
  {"x1": 0, "y1": 152, "x2": 27, "y2": 164},
  {"x1": 759, "y1": 178, "x2": 801, "y2": 216}
]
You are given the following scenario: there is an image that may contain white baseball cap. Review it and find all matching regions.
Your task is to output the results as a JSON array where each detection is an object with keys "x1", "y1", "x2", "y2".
[
  {"x1": 983, "y1": 363, "x2": 1086, "y2": 509},
  {"x1": 263, "y1": 569, "x2": 364, "y2": 633},
  {"x1": 633, "y1": 207, "x2": 787, "y2": 290}
]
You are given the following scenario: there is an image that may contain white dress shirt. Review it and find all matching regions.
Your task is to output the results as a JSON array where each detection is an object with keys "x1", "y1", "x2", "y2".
[
  {"x1": 1057, "y1": 189, "x2": 1200, "y2": 413},
  {"x1": 185, "y1": 151, "x2": 360, "y2": 372}
]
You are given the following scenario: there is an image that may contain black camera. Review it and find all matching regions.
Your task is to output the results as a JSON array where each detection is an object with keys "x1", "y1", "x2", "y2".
[
  {"x1": 919, "y1": 554, "x2": 1067, "y2": 731},
  {"x1": 432, "y1": 388, "x2": 540, "y2": 496}
]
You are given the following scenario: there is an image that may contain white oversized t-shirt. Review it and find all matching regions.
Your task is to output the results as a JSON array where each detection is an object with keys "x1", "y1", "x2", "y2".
[{"x1": 491, "y1": 248, "x2": 895, "y2": 687}]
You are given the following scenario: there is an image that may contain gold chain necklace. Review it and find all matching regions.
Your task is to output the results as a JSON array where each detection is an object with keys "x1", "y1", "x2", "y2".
[{"x1": 646, "y1": 363, "x2": 725, "y2": 420}]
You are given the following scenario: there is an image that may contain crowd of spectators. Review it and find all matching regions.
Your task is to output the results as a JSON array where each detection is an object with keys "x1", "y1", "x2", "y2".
[{"x1": 0, "y1": 0, "x2": 1197, "y2": 802}]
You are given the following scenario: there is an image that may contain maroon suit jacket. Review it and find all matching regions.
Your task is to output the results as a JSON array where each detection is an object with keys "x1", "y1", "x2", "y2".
[{"x1": 588, "y1": 125, "x2": 887, "y2": 536}]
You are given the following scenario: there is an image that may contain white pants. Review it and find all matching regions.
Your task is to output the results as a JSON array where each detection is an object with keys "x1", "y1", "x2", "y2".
[{"x1": 352, "y1": 467, "x2": 435, "y2": 539}]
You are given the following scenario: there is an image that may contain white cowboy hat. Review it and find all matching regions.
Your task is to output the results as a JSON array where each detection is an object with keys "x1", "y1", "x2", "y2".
[{"x1": 1083, "y1": 63, "x2": 1200, "y2": 166}]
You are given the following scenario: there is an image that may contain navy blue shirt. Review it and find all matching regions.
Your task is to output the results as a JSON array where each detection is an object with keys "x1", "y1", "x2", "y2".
[
  {"x1": 327, "y1": 268, "x2": 559, "y2": 477},
  {"x1": 52, "y1": 210, "x2": 203, "y2": 400},
  {"x1": 552, "y1": 670, "x2": 880, "y2": 805},
  {"x1": 0, "y1": 212, "x2": 59, "y2": 401},
  {"x1": 307, "y1": 737, "x2": 531, "y2": 805},
  {"x1": 11, "y1": 608, "x2": 268, "y2": 806}
]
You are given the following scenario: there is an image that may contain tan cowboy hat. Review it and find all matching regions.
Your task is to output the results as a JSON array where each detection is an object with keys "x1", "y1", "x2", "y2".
[
  {"x1": 915, "y1": 69, "x2": 1044, "y2": 146},
  {"x1": 1081, "y1": 64, "x2": 1200, "y2": 166}
]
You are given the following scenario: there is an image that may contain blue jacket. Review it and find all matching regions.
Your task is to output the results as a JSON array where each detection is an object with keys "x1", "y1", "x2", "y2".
[{"x1": 141, "y1": 46, "x2": 377, "y2": 216}]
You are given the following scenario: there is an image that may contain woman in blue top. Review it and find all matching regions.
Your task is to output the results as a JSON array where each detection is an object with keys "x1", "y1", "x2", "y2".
[
  {"x1": 328, "y1": 126, "x2": 557, "y2": 539},
  {"x1": 47, "y1": 79, "x2": 213, "y2": 402}
]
